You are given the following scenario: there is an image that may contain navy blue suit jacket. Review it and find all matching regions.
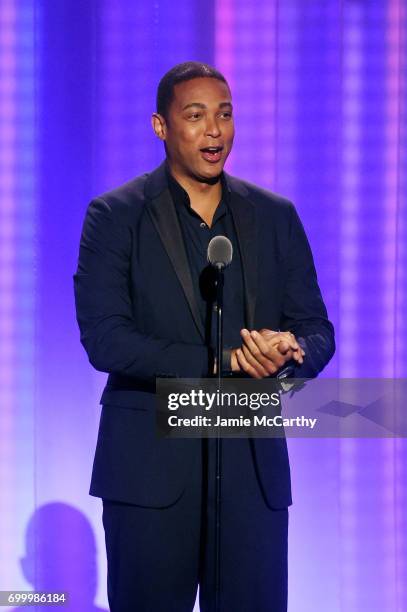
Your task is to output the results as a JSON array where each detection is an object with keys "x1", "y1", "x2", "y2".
[{"x1": 74, "y1": 162, "x2": 335, "y2": 510}]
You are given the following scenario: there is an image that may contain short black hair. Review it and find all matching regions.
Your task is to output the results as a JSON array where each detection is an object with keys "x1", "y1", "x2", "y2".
[{"x1": 156, "y1": 61, "x2": 229, "y2": 119}]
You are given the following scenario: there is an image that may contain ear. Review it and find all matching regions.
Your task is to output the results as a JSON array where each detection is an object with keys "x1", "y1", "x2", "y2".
[{"x1": 151, "y1": 113, "x2": 167, "y2": 141}]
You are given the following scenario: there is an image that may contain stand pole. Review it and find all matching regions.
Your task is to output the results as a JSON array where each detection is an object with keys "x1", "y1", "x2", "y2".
[{"x1": 214, "y1": 264, "x2": 223, "y2": 612}]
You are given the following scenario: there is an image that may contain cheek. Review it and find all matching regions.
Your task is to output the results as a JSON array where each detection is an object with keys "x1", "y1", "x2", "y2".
[
  {"x1": 166, "y1": 134, "x2": 194, "y2": 158},
  {"x1": 179, "y1": 126, "x2": 201, "y2": 145}
]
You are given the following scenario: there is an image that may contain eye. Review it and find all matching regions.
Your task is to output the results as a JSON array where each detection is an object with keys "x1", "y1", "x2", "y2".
[
  {"x1": 220, "y1": 112, "x2": 232, "y2": 120},
  {"x1": 188, "y1": 112, "x2": 201, "y2": 120}
]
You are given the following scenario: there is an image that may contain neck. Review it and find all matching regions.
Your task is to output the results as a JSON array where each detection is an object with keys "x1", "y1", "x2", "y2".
[{"x1": 168, "y1": 164, "x2": 223, "y2": 226}]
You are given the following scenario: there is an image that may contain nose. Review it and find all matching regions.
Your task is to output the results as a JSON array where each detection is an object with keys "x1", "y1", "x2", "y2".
[{"x1": 205, "y1": 115, "x2": 221, "y2": 138}]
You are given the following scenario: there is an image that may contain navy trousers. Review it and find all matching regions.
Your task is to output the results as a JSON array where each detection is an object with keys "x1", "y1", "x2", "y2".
[{"x1": 102, "y1": 438, "x2": 288, "y2": 612}]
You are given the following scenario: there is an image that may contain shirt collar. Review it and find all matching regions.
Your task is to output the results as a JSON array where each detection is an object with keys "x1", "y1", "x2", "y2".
[{"x1": 165, "y1": 163, "x2": 230, "y2": 217}]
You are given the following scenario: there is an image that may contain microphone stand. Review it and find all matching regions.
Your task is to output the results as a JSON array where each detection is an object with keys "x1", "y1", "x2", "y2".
[{"x1": 214, "y1": 263, "x2": 224, "y2": 612}]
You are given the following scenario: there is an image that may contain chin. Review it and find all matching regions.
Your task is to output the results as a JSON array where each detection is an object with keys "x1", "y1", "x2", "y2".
[
  {"x1": 198, "y1": 164, "x2": 224, "y2": 181},
  {"x1": 198, "y1": 173, "x2": 222, "y2": 185}
]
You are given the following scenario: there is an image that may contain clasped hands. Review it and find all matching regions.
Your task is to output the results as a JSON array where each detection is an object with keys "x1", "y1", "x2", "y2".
[{"x1": 231, "y1": 328, "x2": 305, "y2": 379}]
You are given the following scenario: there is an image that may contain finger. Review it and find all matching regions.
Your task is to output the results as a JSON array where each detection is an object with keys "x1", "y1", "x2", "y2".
[
  {"x1": 240, "y1": 329, "x2": 272, "y2": 367},
  {"x1": 258, "y1": 330, "x2": 300, "y2": 351},
  {"x1": 235, "y1": 348, "x2": 263, "y2": 379},
  {"x1": 243, "y1": 332, "x2": 286, "y2": 374},
  {"x1": 277, "y1": 340, "x2": 291, "y2": 354},
  {"x1": 259, "y1": 328, "x2": 278, "y2": 334},
  {"x1": 259, "y1": 330, "x2": 289, "y2": 346},
  {"x1": 257, "y1": 328, "x2": 305, "y2": 365},
  {"x1": 275, "y1": 344, "x2": 297, "y2": 364},
  {"x1": 277, "y1": 340, "x2": 304, "y2": 364},
  {"x1": 244, "y1": 329, "x2": 274, "y2": 357},
  {"x1": 283, "y1": 336, "x2": 305, "y2": 362},
  {"x1": 285, "y1": 332, "x2": 305, "y2": 356},
  {"x1": 241, "y1": 344, "x2": 270, "y2": 377},
  {"x1": 249, "y1": 330, "x2": 280, "y2": 356},
  {"x1": 248, "y1": 333, "x2": 288, "y2": 373},
  {"x1": 250, "y1": 332, "x2": 289, "y2": 368},
  {"x1": 249, "y1": 330, "x2": 274, "y2": 353},
  {"x1": 278, "y1": 332, "x2": 300, "y2": 351},
  {"x1": 244, "y1": 329, "x2": 302, "y2": 369}
]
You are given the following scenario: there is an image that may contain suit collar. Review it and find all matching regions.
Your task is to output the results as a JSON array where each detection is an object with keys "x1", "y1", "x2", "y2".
[
  {"x1": 221, "y1": 172, "x2": 257, "y2": 329},
  {"x1": 227, "y1": 188, "x2": 257, "y2": 329},
  {"x1": 144, "y1": 161, "x2": 168, "y2": 199},
  {"x1": 144, "y1": 162, "x2": 257, "y2": 332},
  {"x1": 145, "y1": 166, "x2": 205, "y2": 340}
]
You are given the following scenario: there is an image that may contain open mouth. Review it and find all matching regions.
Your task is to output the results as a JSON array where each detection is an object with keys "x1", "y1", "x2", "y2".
[{"x1": 200, "y1": 146, "x2": 224, "y2": 163}]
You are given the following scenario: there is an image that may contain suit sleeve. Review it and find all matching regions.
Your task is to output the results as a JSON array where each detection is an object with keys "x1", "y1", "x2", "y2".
[
  {"x1": 278, "y1": 203, "x2": 335, "y2": 378},
  {"x1": 73, "y1": 197, "x2": 211, "y2": 381}
]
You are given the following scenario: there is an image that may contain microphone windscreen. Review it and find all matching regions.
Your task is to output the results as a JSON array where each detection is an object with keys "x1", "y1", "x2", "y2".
[{"x1": 207, "y1": 235, "x2": 233, "y2": 268}]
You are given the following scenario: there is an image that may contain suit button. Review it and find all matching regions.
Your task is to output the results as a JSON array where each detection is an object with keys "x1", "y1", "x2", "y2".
[{"x1": 200, "y1": 222, "x2": 207, "y2": 228}]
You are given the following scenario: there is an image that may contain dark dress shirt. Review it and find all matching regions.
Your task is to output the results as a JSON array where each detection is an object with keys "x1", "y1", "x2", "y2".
[{"x1": 167, "y1": 169, "x2": 245, "y2": 371}]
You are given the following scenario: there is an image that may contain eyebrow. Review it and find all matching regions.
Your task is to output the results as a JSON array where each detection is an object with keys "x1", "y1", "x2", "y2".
[{"x1": 182, "y1": 101, "x2": 233, "y2": 111}]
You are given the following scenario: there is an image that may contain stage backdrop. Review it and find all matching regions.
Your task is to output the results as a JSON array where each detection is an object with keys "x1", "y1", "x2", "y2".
[{"x1": 0, "y1": 1, "x2": 406, "y2": 610}]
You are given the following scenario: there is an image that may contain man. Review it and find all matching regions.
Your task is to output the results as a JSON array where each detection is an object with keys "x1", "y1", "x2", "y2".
[{"x1": 74, "y1": 62, "x2": 334, "y2": 611}]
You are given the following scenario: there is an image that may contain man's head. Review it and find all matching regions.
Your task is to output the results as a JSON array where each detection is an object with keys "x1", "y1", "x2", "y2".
[{"x1": 152, "y1": 62, "x2": 234, "y2": 184}]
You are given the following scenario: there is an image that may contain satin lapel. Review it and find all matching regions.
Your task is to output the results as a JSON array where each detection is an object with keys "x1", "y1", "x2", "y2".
[
  {"x1": 146, "y1": 188, "x2": 205, "y2": 341},
  {"x1": 229, "y1": 190, "x2": 258, "y2": 329}
]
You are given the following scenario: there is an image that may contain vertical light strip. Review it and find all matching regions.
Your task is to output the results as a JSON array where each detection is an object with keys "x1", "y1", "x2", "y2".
[
  {"x1": 0, "y1": 0, "x2": 36, "y2": 590},
  {"x1": 383, "y1": 0, "x2": 401, "y2": 377},
  {"x1": 394, "y1": 7, "x2": 407, "y2": 380},
  {"x1": 214, "y1": 0, "x2": 235, "y2": 78},
  {"x1": 14, "y1": 0, "x2": 36, "y2": 529},
  {"x1": 390, "y1": 1, "x2": 407, "y2": 608},
  {"x1": 214, "y1": 0, "x2": 277, "y2": 187},
  {"x1": 339, "y1": 3, "x2": 363, "y2": 610},
  {"x1": 339, "y1": 3, "x2": 362, "y2": 378},
  {"x1": 99, "y1": 4, "x2": 132, "y2": 186},
  {"x1": 340, "y1": 4, "x2": 401, "y2": 609},
  {"x1": 392, "y1": 0, "x2": 407, "y2": 381},
  {"x1": 0, "y1": 0, "x2": 18, "y2": 587},
  {"x1": 214, "y1": 0, "x2": 236, "y2": 172},
  {"x1": 385, "y1": 2, "x2": 404, "y2": 610},
  {"x1": 99, "y1": 4, "x2": 155, "y2": 186},
  {"x1": 396, "y1": 433, "x2": 407, "y2": 610},
  {"x1": 214, "y1": 0, "x2": 235, "y2": 96},
  {"x1": 395, "y1": 0, "x2": 407, "y2": 605}
]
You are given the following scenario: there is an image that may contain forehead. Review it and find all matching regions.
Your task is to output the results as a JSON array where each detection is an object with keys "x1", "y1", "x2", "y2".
[{"x1": 171, "y1": 77, "x2": 232, "y2": 110}]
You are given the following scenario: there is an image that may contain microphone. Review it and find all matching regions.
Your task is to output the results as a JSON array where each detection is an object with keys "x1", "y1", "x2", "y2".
[{"x1": 207, "y1": 235, "x2": 233, "y2": 269}]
